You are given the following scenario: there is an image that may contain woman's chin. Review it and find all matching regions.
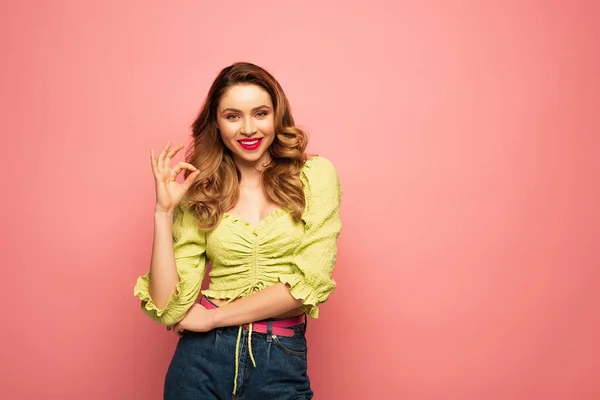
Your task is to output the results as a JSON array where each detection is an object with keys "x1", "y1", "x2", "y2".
[{"x1": 232, "y1": 150, "x2": 269, "y2": 166}]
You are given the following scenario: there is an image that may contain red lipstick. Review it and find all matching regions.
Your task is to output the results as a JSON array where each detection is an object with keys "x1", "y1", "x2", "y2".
[{"x1": 238, "y1": 138, "x2": 263, "y2": 150}]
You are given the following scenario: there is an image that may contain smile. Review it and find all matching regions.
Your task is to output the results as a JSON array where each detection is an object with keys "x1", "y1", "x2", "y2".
[{"x1": 237, "y1": 138, "x2": 263, "y2": 150}]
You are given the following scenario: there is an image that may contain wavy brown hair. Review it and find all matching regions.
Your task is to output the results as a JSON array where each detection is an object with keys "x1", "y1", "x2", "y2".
[{"x1": 181, "y1": 62, "x2": 309, "y2": 230}]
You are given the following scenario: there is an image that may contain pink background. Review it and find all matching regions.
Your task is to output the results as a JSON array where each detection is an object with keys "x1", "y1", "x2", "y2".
[{"x1": 2, "y1": 1, "x2": 599, "y2": 399}]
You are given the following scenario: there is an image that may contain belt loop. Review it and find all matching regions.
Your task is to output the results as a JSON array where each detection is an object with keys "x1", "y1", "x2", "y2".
[{"x1": 267, "y1": 320, "x2": 273, "y2": 342}]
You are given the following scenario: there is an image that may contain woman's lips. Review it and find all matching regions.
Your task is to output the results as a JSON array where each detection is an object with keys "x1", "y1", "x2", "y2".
[{"x1": 238, "y1": 138, "x2": 263, "y2": 150}]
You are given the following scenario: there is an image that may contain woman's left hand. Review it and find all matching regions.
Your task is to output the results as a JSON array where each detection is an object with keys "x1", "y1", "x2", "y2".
[{"x1": 167, "y1": 304, "x2": 216, "y2": 336}]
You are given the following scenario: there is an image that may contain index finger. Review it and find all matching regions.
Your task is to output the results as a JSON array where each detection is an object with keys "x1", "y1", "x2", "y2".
[{"x1": 166, "y1": 144, "x2": 185, "y2": 164}]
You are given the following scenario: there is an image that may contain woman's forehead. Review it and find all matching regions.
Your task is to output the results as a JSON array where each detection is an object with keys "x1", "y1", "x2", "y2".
[{"x1": 219, "y1": 84, "x2": 272, "y2": 110}]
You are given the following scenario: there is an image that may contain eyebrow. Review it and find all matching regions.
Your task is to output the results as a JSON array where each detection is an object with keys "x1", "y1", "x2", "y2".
[{"x1": 221, "y1": 105, "x2": 272, "y2": 114}]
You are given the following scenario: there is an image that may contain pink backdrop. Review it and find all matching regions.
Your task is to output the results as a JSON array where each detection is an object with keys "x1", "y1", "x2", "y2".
[{"x1": 2, "y1": 1, "x2": 599, "y2": 399}]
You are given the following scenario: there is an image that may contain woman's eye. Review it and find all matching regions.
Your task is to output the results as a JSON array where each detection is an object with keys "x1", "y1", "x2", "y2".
[
  {"x1": 256, "y1": 111, "x2": 268, "y2": 117},
  {"x1": 226, "y1": 114, "x2": 239, "y2": 120}
]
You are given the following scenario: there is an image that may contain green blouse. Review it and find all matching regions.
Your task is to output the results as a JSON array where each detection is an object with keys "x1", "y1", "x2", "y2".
[{"x1": 134, "y1": 156, "x2": 342, "y2": 326}]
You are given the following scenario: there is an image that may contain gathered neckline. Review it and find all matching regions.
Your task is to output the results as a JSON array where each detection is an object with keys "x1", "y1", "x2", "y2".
[{"x1": 222, "y1": 208, "x2": 286, "y2": 232}]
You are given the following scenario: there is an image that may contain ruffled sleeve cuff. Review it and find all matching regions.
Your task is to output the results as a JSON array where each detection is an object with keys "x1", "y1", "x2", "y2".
[
  {"x1": 278, "y1": 273, "x2": 337, "y2": 318},
  {"x1": 134, "y1": 272, "x2": 201, "y2": 326}
]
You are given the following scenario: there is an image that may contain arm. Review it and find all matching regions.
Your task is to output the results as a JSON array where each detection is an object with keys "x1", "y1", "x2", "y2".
[
  {"x1": 134, "y1": 205, "x2": 208, "y2": 326},
  {"x1": 148, "y1": 209, "x2": 179, "y2": 310},
  {"x1": 278, "y1": 156, "x2": 342, "y2": 318},
  {"x1": 172, "y1": 283, "x2": 301, "y2": 333},
  {"x1": 212, "y1": 283, "x2": 302, "y2": 327},
  {"x1": 135, "y1": 142, "x2": 206, "y2": 326}
]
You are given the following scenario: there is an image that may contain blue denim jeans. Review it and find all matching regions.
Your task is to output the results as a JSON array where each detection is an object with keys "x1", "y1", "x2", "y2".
[{"x1": 164, "y1": 304, "x2": 313, "y2": 399}]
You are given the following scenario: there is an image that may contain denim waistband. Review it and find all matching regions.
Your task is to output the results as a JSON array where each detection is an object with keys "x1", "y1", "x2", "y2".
[{"x1": 201, "y1": 296, "x2": 306, "y2": 395}]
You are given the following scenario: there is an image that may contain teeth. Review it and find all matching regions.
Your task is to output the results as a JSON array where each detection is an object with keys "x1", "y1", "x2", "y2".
[{"x1": 240, "y1": 139, "x2": 260, "y2": 145}]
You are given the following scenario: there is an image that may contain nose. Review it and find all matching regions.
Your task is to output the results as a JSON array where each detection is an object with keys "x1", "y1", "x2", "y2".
[{"x1": 240, "y1": 119, "x2": 257, "y2": 136}]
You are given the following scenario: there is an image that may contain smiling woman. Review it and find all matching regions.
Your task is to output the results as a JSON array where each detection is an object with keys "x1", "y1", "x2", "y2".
[
  {"x1": 133, "y1": 62, "x2": 342, "y2": 399},
  {"x1": 218, "y1": 87, "x2": 276, "y2": 156}
]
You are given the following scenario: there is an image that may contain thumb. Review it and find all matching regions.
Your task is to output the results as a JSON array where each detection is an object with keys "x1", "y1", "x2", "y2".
[{"x1": 183, "y1": 170, "x2": 200, "y2": 189}]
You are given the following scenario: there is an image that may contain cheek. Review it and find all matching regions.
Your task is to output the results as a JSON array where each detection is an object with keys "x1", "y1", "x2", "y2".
[
  {"x1": 219, "y1": 126, "x2": 238, "y2": 141},
  {"x1": 259, "y1": 119, "x2": 276, "y2": 134},
  {"x1": 218, "y1": 132, "x2": 239, "y2": 152}
]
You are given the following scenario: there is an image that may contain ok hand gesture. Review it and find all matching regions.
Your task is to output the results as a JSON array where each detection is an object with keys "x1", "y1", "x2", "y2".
[{"x1": 151, "y1": 141, "x2": 200, "y2": 213}]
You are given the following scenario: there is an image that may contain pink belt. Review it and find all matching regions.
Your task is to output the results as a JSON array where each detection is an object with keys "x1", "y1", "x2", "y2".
[{"x1": 200, "y1": 297, "x2": 305, "y2": 338}]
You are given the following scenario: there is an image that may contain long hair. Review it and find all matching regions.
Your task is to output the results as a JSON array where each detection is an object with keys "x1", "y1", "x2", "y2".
[{"x1": 181, "y1": 62, "x2": 309, "y2": 231}]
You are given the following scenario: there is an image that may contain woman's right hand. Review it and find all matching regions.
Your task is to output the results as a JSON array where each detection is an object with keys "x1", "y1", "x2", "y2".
[{"x1": 151, "y1": 141, "x2": 200, "y2": 214}]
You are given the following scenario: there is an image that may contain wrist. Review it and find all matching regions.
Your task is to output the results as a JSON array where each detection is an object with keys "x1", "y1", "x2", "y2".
[
  {"x1": 154, "y1": 207, "x2": 174, "y2": 218},
  {"x1": 211, "y1": 307, "x2": 225, "y2": 329}
]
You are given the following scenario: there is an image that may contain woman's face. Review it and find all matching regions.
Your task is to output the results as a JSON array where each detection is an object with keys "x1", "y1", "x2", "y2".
[{"x1": 216, "y1": 84, "x2": 276, "y2": 167}]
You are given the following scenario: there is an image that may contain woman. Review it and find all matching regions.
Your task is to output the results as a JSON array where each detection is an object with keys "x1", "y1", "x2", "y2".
[{"x1": 134, "y1": 62, "x2": 342, "y2": 399}]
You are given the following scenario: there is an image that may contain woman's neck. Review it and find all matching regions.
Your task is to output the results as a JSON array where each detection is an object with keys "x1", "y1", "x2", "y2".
[{"x1": 233, "y1": 153, "x2": 271, "y2": 187}]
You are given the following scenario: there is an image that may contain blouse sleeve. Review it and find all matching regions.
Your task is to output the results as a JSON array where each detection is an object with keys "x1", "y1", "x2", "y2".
[
  {"x1": 279, "y1": 156, "x2": 343, "y2": 318},
  {"x1": 133, "y1": 204, "x2": 208, "y2": 326}
]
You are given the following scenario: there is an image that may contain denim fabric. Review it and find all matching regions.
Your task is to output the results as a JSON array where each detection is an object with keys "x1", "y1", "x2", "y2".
[{"x1": 164, "y1": 308, "x2": 313, "y2": 399}]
